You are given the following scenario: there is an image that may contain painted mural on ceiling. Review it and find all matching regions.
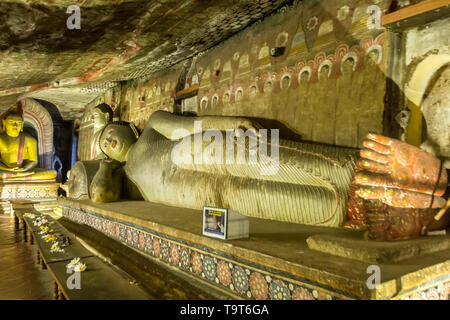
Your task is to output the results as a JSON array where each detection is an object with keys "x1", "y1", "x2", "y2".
[
  {"x1": 0, "y1": 0, "x2": 291, "y2": 117},
  {"x1": 110, "y1": 0, "x2": 389, "y2": 150}
]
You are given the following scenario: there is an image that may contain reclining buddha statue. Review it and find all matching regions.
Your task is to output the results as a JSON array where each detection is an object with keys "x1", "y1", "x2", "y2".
[
  {"x1": 0, "y1": 104, "x2": 57, "y2": 181},
  {"x1": 65, "y1": 110, "x2": 449, "y2": 241}
]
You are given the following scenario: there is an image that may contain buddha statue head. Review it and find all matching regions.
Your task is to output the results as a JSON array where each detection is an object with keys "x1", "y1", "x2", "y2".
[
  {"x1": 99, "y1": 122, "x2": 139, "y2": 162},
  {"x1": 3, "y1": 111, "x2": 24, "y2": 138},
  {"x1": 1, "y1": 103, "x2": 25, "y2": 138},
  {"x1": 92, "y1": 103, "x2": 113, "y2": 131}
]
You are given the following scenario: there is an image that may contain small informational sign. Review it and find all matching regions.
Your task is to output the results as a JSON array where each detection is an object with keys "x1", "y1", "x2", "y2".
[
  {"x1": 202, "y1": 206, "x2": 249, "y2": 240},
  {"x1": 203, "y1": 206, "x2": 227, "y2": 239}
]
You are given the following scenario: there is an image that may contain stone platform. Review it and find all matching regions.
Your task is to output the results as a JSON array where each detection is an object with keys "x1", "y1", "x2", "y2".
[
  {"x1": 0, "y1": 181, "x2": 58, "y2": 201},
  {"x1": 0, "y1": 182, "x2": 59, "y2": 215},
  {"x1": 307, "y1": 233, "x2": 450, "y2": 264},
  {"x1": 57, "y1": 198, "x2": 450, "y2": 300}
]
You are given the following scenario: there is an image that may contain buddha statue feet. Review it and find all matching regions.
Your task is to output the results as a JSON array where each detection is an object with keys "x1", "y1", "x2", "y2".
[{"x1": 350, "y1": 133, "x2": 448, "y2": 240}]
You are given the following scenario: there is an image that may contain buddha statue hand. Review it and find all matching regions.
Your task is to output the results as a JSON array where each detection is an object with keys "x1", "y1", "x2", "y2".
[
  {"x1": 353, "y1": 133, "x2": 448, "y2": 240},
  {"x1": 233, "y1": 118, "x2": 263, "y2": 133},
  {"x1": 90, "y1": 159, "x2": 123, "y2": 203},
  {"x1": 9, "y1": 160, "x2": 36, "y2": 172}
]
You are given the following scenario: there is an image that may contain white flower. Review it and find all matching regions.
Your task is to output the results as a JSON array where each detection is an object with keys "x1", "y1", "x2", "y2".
[
  {"x1": 33, "y1": 217, "x2": 48, "y2": 227},
  {"x1": 50, "y1": 242, "x2": 65, "y2": 253},
  {"x1": 67, "y1": 257, "x2": 80, "y2": 268},
  {"x1": 74, "y1": 263, "x2": 87, "y2": 272},
  {"x1": 66, "y1": 257, "x2": 86, "y2": 272}
]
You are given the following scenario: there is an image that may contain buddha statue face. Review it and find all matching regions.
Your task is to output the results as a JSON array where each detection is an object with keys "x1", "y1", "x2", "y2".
[
  {"x1": 3, "y1": 113, "x2": 24, "y2": 138},
  {"x1": 91, "y1": 103, "x2": 113, "y2": 130},
  {"x1": 92, "y1": 109, "x2": 108, "y2": 125},
  {"x1": 99, "y1": 123, "x2": 138, "y2": 162}
]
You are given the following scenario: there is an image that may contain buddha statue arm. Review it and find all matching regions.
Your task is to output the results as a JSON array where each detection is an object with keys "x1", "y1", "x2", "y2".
[
  {"x1": 0, "y1": 138, "x2": 15, "y2": 172},
  {"x1": 20, "y1": 136, "x2": 38, "y2": 171},
  {"x1": 124, "y1": 128, "x2": 358, "y2": 227},
  {"x1": 2, "y1": 135, "x2": 38, "y2": 172},
  {"x1": 20, "y1": 159, "x2": 37, "y2": 171},
  {"x1": 90, "y1": 160, "x2": 123, "y2": 203},
  {"x1": 148, "y1": 110, "x2": 262, "y2": 140}
]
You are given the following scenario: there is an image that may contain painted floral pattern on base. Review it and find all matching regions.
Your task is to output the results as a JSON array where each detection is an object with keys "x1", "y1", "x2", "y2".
[
  {"x1": 293, "y1": 286, "x2": 315, "y2": 300},
  {"x1": 402, "y1": 282, "x2": 450, "y2": 300},
  {"x1": 180, "y1": 247, "x2": 190, "y2": 270},
  {"x1": 191, "y1": 252, "x2": 203, "y2": 275},
  {"x1": 203, "y1": 256, "x2": 217, "y2": 281},
  {"x1": 62, "y1": 206, "x2": 448, "y2": 301},
  {"x1": 232, "y1": 266, "x2": 249, "y2": 294},
  {"x1": 217, "y1": 261, "x2": 231, "y2": 286},
  {"x1": 169, "y1": 244, "x2": 180, "y2": 264},
  {"x1": 269, "y1": 279, "x2": 291, "y2": 300},
  {"x1": 249, "y1": 272, "x2": 269, "y2": 300}
]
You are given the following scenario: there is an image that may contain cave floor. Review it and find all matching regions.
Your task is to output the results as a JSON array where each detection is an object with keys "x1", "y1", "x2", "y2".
[{"x1": 0, "y1": 215, "x2": 54, "y2": 300}]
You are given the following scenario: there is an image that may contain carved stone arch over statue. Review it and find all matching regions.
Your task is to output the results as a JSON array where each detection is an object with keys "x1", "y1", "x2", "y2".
[
  {"x1": 19, "y1": 98, "x2": 53, "y2": 168},
  {"x1": 405, "y1": 54, "x2": 450, "y2": 147},
  {"x1": 406, "y1": 54, "x2": 450, "y2": 107}
]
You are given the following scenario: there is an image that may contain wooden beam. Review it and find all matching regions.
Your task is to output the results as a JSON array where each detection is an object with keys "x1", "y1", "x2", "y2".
[
  {"x1": 382, "y1": 0, "x2": 450, "y2": 26},
  {"x1": 175, "y1": 84, "x2": 199, "y2": 100}
]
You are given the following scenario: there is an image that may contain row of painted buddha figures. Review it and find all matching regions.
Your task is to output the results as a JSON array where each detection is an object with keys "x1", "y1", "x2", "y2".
[{"x1": 1, "y1": 103, "x2": 448, "y2": 241}]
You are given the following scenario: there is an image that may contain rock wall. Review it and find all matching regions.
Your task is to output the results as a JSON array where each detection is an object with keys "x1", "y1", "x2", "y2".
[
  {"x1": 119, "y1": 0, "x2": 389, "y2": 149},
  {"x1": 404, "y1": 16, "x2": 450, "y2": 166},
  {"x1": 77, "y1": 0, "x2": 391, "y2": 160}
]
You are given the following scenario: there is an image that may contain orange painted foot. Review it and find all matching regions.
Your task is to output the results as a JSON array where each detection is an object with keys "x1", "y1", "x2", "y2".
[{"x1": 349, "y1": 133, "x2": 448, "y2": 240}]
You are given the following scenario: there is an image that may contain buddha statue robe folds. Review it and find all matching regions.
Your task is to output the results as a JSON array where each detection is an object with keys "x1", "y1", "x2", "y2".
[
  {"x1": 0, "y1": 106, "x2": 56, "y2": 182},
  {"x1": 68, "y1": 111, "x2": 449, "y2": 241}
]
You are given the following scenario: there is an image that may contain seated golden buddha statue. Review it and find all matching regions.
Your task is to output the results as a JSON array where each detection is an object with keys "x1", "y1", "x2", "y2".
[
  {"x1": 66, "y1": 111, "x2": 449, "y2": 241},
  {"x1": 0, "y1": 106, "x2": 56, "y2": 181}
]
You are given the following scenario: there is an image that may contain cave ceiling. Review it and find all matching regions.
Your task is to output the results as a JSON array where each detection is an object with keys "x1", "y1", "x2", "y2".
[{"x1": 0, "y1": 0, "x2": 291, "y2": 119}]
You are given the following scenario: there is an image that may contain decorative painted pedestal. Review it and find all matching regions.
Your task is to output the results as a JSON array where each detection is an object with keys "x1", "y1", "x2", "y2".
[
  {"x1": 58, "y1": 198, "x2": 450, "y2": 300},
  {"x1": 0, "y1": 182, "x2": 59, "y2": 215}
]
